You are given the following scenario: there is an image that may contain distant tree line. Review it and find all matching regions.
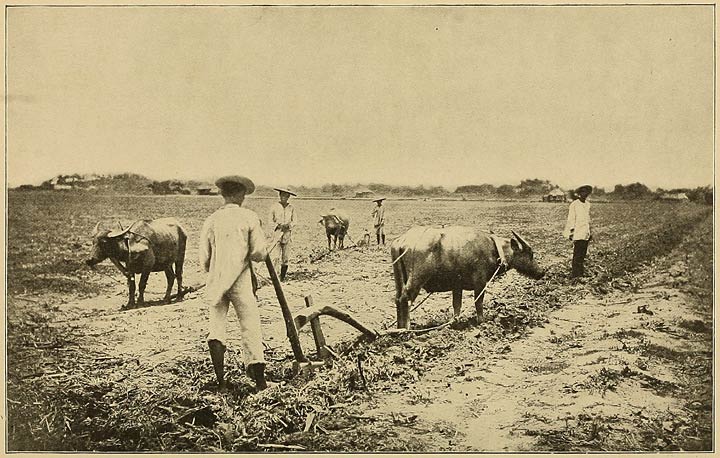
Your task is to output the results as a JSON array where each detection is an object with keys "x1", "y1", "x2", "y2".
[
  {"x1": 13, "y1": 174, "x2": 712, "y2": 204},
  {"x1": 149, "y1": 180, "x2": 192, "y2": 195}
]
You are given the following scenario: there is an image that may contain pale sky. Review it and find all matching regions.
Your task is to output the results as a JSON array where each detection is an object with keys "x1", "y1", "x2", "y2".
[{"x1": 6, "y1": 5, "x2": 714, "y2": 190}]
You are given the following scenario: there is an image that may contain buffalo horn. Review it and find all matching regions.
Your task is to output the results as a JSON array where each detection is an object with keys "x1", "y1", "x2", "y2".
[
  {"x1": 511, "y1": 230, "x2": 530, "y2": 249},
  {"x1": 93, "y1": 221, "x2": 101, "y2": 235}
]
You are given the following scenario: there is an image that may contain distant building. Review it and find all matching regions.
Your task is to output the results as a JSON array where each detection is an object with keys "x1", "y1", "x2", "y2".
[
  {"x1": 354, "y1": 189, "x2": 374, "y2": 198},
  {"x1": 542, "y1": 188, "x2": 567, "y2": 202},
  {"x1": 83, "y1": 174, "x2": 102, "y2": 182},
  {"x1": 197, "y1": 187, "x2": 219, "y2": 196},
  {"x1": 660, "y1": 192, "x2": 690, "y2": 201}
]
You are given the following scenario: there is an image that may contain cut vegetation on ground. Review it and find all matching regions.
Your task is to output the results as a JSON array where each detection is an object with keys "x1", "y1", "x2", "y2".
[{"x1": 6, "y1": 192, "x2": 713, "y2": 451}]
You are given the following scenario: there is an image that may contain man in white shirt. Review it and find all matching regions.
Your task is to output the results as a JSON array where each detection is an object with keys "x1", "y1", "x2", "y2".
[
  {"x1": 199, "y1": 175, "x2": 269, "y2": 391},
  {"x1": 270, "y1": 187, "x2": 297, "y2": 281},
  {"x1": 371, "y1": 197, "x2": 386, "y2": 245},
  {"x1": 563, "y1": 184, "x2": 593, "y2": 279}
]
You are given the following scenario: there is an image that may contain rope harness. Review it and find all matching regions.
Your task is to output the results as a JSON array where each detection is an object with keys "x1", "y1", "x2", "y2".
[
  {"x1": 390, "y1": 248, "x2": 408, "y2": 266},
  {"x1": 98, "y1": 225, "x2": 169, "y2": 294},
  {"x1": 386, "y1": 236, "x2": 510, "y2": 329},
  {"x1": 267, "y1": 238, "x2": 282, "y2": 255},
  {"x1": 320, "y1": 215, "x2": 354, "y2": 249},
  {"x1": 474, "y1": 261, "x2": 504, "y2": 305},
  {"x1": 116, "y1": 229, "x2": 154, "y2": 276}
]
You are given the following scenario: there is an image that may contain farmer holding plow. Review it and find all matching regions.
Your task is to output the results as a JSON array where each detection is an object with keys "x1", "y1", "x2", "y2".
[
  {"x1": 270, "y1": 187, "x2": 297, "y2": 281},
  {"x1": 199, "y1": 175, "x2": 270, "y2": 391}
]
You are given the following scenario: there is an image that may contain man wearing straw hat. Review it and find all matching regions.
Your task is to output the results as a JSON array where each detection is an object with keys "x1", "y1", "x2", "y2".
[
  {"x1": 563, "y1": 184, "x2": 593, "y2": 279},
  {"x1": 371, "y1": 197, "x2": 386, "y2": 246},
  {"x1": 199, "y1": 175, "x2": 270, "y2": 391},
  {"x1": 270, "y1": 187, "x2": 297, "y2": 281}
]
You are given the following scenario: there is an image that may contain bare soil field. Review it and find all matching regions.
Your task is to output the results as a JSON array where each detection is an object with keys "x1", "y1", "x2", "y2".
[{"x1": 6, "y1": 191, "x2": 713, "y2": 451}]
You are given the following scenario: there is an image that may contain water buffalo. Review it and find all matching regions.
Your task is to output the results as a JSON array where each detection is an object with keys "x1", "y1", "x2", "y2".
[
  {"x1": 86, "y1": 218, "x2": 187, "y2": 308},
  {"x1": 390, "y1": 226, "x2": 545, "y2": 328},
  {"x1": 319, "y1": 210, "x2": 351, "y2": 250}
]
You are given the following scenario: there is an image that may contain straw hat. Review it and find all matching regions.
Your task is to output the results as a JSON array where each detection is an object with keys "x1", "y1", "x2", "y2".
[
  {"x1": 575, "y1": 184, "x2": 593, "y2": 194},
  {"x1": 273, "y1": 187, "x2": 297, "y2": 197},
  {"x1": 215, "y1": 175, "x2": 256, "y2": 194}
]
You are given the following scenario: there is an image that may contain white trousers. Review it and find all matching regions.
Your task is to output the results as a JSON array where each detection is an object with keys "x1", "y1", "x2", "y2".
[
  {"x1": 272, "y1": 241, "x2": 291, "y2": 266},
  {"x1": 207, "y1": 271, "x2": 265, "y2": 365}
]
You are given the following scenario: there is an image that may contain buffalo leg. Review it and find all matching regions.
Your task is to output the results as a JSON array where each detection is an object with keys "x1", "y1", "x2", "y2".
[
  {"x1": 164, "y1": 267, "x2": 175, "y2": 303},
  {"x1": 126, "y1": 275, "x2": 136, "y2": 308},
  {"x1": 392, "y1": 248, "x2": 411, "y2": 329},
  {"x1": 138, "y1": 272, "x2": 150, "y2": 304},
  {"x1": 397, "y1": 295, "x2": 410, "y2": 329},
  {"x1": 176, "y1": 233, "x2": 187, "y2": 300},
  {"x1": 397, "y1": 285, "x2": 415, "y2": 329},
  {"x1": 474, "y1": 289, "x2": 485, "y2": 322},
  {"x1": 398, "y1": 284, "x2": 421, "y2": 329},
  {"x1": 175, "y1": 261, "x2": 184, "y2": 301},
  {"x1": 327, "y1": 234, "x2": 332, "y2": 251},
  {"x1": 452, "y1": 289, "x2": 462, "y2": 317},
  {"x1": 393, "y1": 264, "x2": 408, "y2": 329}
]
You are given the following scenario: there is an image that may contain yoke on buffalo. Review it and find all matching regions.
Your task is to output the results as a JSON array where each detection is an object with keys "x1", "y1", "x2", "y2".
[
  {"x1": 390, "y1": 226, "x2": 545, "y2": 329},
  {"x1": 86, "y1": 218, "x2": 187, "y2": 309}
]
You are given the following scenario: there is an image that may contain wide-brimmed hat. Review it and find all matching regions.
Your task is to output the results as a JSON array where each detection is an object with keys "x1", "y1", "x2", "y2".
[
  {"x1": 215, "y1": 175, "x2": 256, "y2": 194},
  {"x1": 372, "y1": 197, "x2": 386, "y2": 202},
  {"x1": 274, "y1": 187, "x2": 297, "y2": 197},
  {"x1": 575, "y1": 184, "x2": 593, "y2": 194}
]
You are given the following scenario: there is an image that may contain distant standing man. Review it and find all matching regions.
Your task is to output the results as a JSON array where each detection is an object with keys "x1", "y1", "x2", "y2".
[
  {"x1": 563, "y1": 184, "x2": 593, "y2": 278},
  {"x1": 199, "y1": 175, "x2": 269, "y2": 391},
  {"x1": 270, "y1": 187, "x2": 297, "y2": 281},
  {"x1": 372, "y1": 197, "x2": 386, "y2": 245}
]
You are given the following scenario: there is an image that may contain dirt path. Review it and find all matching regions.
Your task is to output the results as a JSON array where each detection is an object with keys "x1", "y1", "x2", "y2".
[
  {"x1": 359, "y1": 259, "x2": 712, "y2": 451},
  {"x1": 42, "y1": 246, "x2": 396, "y2": 370}
]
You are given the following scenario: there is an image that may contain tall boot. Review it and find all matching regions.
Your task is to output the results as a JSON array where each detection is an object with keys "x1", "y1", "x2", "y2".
[
  {"x1": 208, "y1": 339, "x2": 226, "y2": 388},
  {"x1": 381, "y1": 234, "x2": 385, "y2": 245},
  {"x1": 247, "y1": 362, "x2": 268, "y2": 391},
  {"x1": 280, "y1": 265, "x2": 288, "y2": 282},
  {"x1": 377, "y1": 234, "x2": 381, "y2": 245}
]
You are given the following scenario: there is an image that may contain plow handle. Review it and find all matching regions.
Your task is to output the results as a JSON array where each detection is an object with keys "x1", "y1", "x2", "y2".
[{"x1": 264, "y1": 257, "x2": 307, "y2": 363}]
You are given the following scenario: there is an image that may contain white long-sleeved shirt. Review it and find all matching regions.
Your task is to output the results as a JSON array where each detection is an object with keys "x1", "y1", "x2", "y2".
[
  {"x1": 372, "y1": 205, "x2": 385, "y2": 227},
  {"x1": 563, "y1": 199, "x2": 591, "y2": 241},
  {"x1": 199, "y1": 204, "x2": 267, "y2": 305},
  {"x1": 270, "y1": 202, "x2": 296, "y2": 243}
]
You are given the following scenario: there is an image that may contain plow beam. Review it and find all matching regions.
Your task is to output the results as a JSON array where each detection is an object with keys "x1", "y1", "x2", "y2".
[{"x1": 294, "y1": 304, "x2": 379, "y2": 340}]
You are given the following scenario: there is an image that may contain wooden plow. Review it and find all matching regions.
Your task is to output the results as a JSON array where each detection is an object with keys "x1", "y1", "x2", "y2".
[{"x1": 264, "y1": 257, "x2": 379, "y2": 374}]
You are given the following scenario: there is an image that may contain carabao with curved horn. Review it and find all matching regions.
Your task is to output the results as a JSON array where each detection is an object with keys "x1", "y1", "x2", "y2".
[
  {"x1": 390, "y1": 226, "x2": 546, "y2": 329},
  {"x1": 320, "y1": 209, "x2": 350, "y2": 250},
  {"x1": 511, "y1": 230, "x2": 530, "y2": 249},
  {"x1": 86, "y1": 217, "x2": 188, "y2": 309}
]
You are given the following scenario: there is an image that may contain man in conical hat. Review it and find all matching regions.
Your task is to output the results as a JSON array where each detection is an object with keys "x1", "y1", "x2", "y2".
[
  {"x1": 563, "y1": 184, "x2": 593, "y2": 279},
  {"x1": 270, "y1": 187, "x2": 297, "y2": 281},
  {"x1": 199, "y1": 175, "x2": 270, "y2": 391}
]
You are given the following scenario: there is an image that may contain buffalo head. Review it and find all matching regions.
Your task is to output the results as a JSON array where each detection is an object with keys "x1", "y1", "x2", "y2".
[
  {"x1": 506, "y1": 230, "x2": 545, "y2": 279},
  {"x1": 86, "y1": 221, "x2": 124, "y2": 268}
]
